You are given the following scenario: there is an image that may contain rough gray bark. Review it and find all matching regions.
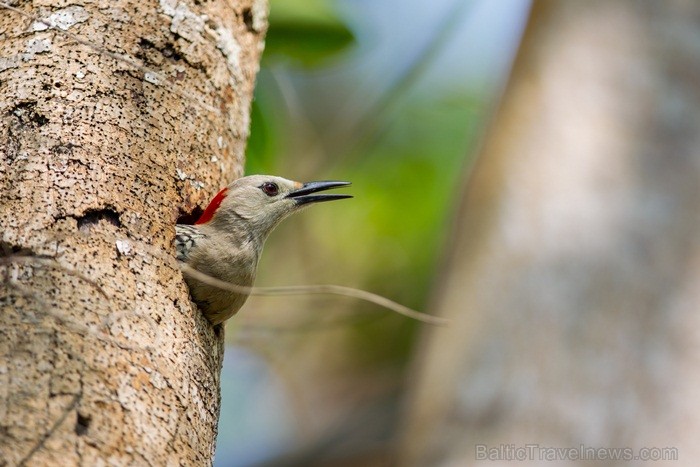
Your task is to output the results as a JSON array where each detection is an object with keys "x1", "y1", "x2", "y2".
[
  {"x1": 0, "y1": 0, "x2": 266, "y2": 464},
  {"x1": 402, "y1": 1, "x2": 700, "y2": 465}
]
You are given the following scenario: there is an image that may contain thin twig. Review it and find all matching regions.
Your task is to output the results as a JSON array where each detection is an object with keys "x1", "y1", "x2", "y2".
[
  {"x1": 18, "y1": 393, "x2": 81, "y2": 466},
  {"x1": 2, "y1": 257, "x2": 154, "y2": 352},
  {"x1": 236, "y1": 312, "x2": 384, "y2": 335},
  {"x1": 1, "y1": 255, "x2": 108, "y2": 298},
  {"x1": 5, "y1": 280, "x2": 151, "y2": 351},
  {"x1": 179, "y1": 263, "x2": 449, "y2": 326}
]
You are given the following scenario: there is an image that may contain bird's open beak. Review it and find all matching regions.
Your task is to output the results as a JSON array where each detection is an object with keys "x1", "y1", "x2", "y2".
[{"x1": 286, "y1": 181, "x2": 352, "y2": 205}]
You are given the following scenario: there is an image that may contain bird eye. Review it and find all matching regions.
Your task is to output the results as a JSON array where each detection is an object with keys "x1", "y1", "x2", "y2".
[{"x1": 260, "y1": 182, "x2": 279, "y2": 197}]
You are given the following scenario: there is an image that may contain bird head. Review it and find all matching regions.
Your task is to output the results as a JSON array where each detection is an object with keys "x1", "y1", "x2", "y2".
[{"x1": 196, "y1": 175, "x2": 352, "y2": 240}]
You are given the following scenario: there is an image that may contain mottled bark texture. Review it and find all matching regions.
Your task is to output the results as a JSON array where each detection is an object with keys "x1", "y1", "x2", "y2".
[
  {"x1": 402, "y1": 0, "x2": 700, "y2": 465},
  {"x1": 0, "y1": 0, "x2": 266, "y2": 464}
]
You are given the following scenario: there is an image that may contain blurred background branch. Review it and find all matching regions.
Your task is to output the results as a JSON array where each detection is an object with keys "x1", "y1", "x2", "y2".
[{"x1": 402, "y1": 0, "x2": 700, "y2": 466}]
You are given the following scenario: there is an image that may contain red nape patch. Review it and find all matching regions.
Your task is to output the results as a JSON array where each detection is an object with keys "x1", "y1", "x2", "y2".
[{"x1": 195, "y1": 187, "x2": 228, "y2": 224}]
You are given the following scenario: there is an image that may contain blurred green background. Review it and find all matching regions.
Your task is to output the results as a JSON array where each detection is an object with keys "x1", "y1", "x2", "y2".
[{"x1": 216, "y1": 0, "x2": 529, "y2": 465}]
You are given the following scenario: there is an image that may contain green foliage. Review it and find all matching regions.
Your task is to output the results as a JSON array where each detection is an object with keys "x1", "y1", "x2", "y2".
[
  {"x1": 264, "y1": 0, "x2": 354, "y2": 66},
  {"x1": 329, "y1": 92, "x2": 478, "y2": 365},
  {"x1": 245, "y1": 0, "x2": 482, "y2": 367},
  {"x1": 246, "y1": 0, "x2": 355, "y2": 174},
  {"x1": 245, "y1": 81, "x2": 280, "y2": 174}
]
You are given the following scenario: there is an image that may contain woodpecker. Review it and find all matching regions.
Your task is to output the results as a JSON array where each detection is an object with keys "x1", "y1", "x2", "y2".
[{"x1": 175, "y1": 175, "x2": 352, "y2": 325}]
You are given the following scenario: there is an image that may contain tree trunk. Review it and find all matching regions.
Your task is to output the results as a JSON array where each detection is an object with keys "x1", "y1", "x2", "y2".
[
  {"x1": 0, "y1": 1, "x2": 266, "y2": 464},
  {"x1": 402, "y1": 0, "x2": 700, "y2": 465}
]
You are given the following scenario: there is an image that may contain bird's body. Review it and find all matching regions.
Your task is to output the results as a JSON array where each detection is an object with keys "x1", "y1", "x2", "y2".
[
  {"x1": 175, "y1": 175, "x2": 351, "y2": 325},
  {"x1": 176, "y1": 222, "x2": 258, "y2": 323}
]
